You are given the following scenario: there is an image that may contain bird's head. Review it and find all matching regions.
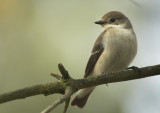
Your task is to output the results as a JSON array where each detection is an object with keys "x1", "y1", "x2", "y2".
[{"x1": 95, "y1": 11, "x2": 132, "y2": 29}]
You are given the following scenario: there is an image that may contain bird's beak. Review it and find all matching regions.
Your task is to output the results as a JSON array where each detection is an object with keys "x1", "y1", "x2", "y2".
[{"x1": 94, "y1": 20, "x2": 105, "y2": 25}]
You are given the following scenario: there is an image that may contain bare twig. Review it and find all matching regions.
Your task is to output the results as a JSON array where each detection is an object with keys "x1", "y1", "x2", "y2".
[
  {"x1": 63, "y1": 96, "x2": 71, "y2": 113},
  {"x1": 51, "y1": 73, "x2": 61, "y2": 80},
  {"x1": 58, "y1": 63, "x2": 71, "y2": 79},
  {"x1": 129, "y1": 0, "x2": 141, "y2": 7},
  {"x1": 41, "y1": 64, "x2": 73, "y2": 113},
  {"x1": 41, "y1": 86, "x2": 73, "y2": 113}
]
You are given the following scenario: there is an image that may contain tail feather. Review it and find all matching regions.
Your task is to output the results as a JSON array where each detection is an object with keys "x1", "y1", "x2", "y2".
[{"x1": 71, "y1": 87, "x2": 94, "y2": 108}]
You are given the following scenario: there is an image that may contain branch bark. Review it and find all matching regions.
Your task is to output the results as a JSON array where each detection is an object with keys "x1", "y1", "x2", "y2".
[
  {"x1": 41, "y1": 86, "x2": 73, "y2": 113},
  {"x1": 0, "y1": 64, "x2": 160, "y2": 112},
  {"x1": 0, "y1": 82, "x2": 65, "y2": 104},
  {"x1": 73, "y1": 64, "x2": 160, "y2": 89}
]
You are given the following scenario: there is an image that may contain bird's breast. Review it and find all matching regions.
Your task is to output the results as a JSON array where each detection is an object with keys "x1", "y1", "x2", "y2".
[{"x1": 93, "y1": 27, "x2": 137, "y2": 75}]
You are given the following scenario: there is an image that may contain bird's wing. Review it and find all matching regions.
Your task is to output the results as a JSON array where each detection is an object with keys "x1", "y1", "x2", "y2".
[{"x1": 84, "y1": 30, "x2": 106, "y2": 78}]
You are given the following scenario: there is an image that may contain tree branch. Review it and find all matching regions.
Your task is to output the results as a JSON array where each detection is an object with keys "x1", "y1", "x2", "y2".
[
  {"x1": 73, "y1": 64, "x2": 160, "y2": 89},
  {"x1": 41, "y1": 63, "x2": 74, "y2": 113},
  {"x1": 0, "y1": 82, "x2": 65, "y2": 104},
  {"x1": 41, "y1": 86, "x2": 73, "y2": 113},
  {"x1": 0, "y1": 64, "x2": 160, "y2": 112}
]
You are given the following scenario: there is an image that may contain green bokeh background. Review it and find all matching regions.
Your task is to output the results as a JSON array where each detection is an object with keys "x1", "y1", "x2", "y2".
[{"x1": 0, "y1": 0, "x2": 160, "y2": 113}]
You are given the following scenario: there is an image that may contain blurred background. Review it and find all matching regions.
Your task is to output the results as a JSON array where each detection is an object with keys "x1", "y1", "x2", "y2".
[{"x1": 0, "y1": 0, "x2": 160, "y2": 113}]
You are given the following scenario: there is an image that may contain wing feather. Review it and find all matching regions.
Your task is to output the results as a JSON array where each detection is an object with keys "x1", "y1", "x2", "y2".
[{"x1": 84, "y1": 30, "x2": 106, "y2": 78}]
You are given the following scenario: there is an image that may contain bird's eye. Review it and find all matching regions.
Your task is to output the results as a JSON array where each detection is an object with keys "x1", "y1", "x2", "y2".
[{"x1": 110, "y1": 18, "x2": 116, "y2": 22}]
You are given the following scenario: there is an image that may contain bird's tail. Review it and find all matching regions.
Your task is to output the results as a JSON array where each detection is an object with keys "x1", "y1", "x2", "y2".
[{"x1": 71, "y1": 87, "x2": 95, "y2": 108}]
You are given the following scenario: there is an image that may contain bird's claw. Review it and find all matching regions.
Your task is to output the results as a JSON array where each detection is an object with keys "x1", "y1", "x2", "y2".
[
  {"x1": 127, "y1": 66, "x2": 142, "y2": 75},
  {"x1": 101, "y1": 72, "x2": 112, "y2": 86}
]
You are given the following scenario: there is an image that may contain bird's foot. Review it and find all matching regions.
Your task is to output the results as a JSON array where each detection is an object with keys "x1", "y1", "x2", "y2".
[
  {"x1": 127, "y1": 66, "x2": 142, "y2": 75},
  {"x1": 108, "y1": 72, "x2": 113, "y2": 76},
  {"x1": 101, "y1": 72, "x2": 106, "y2": 76},
  {"x1": 101, "y1": 72, "x2": 113, "y2": 76},
  {"x1": 101, "y1": 72, "x2": 113, "y2": 86}
]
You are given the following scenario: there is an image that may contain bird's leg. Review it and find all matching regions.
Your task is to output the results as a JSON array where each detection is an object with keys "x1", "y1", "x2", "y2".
[
  {"x1": 101, "y1": 72, "x2": 106, "y2": 76},
  {"x1": 101, "y1": 72, "x2": 113, "y2": 86},
  {"x1": 107, "y1": 72, "x2": 113, "y2": 76},
  {"x1": 101, "y1": 72, "x2": 113, "y2": 76},
  {"x1": 127, "y1": 66, "x2": 142, "y2": 75}
]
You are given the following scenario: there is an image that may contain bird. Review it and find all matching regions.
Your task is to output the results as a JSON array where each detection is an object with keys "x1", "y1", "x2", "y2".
[{"x1": 71, "y1": 11, "x2": 137, "y2": 108}]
